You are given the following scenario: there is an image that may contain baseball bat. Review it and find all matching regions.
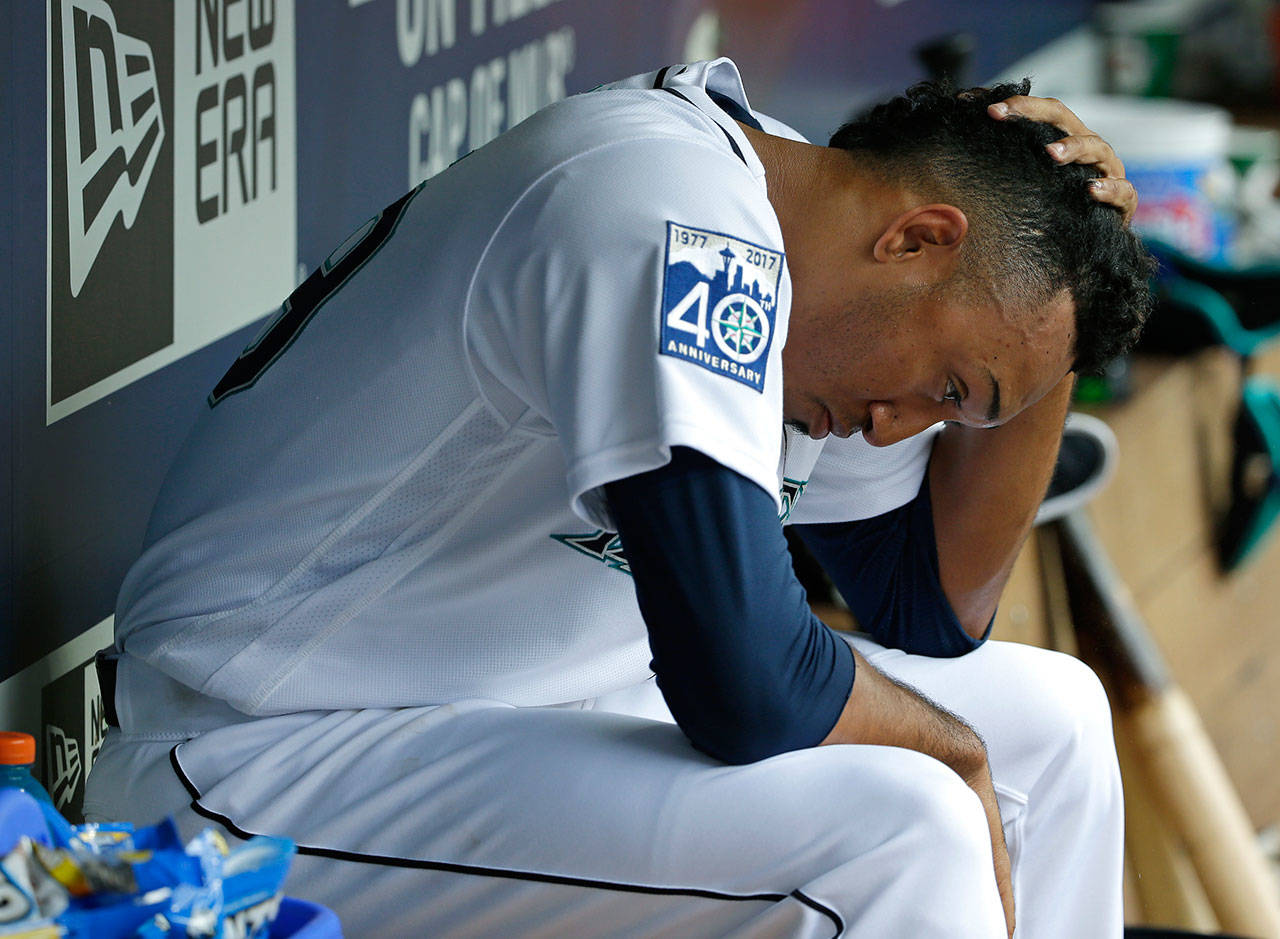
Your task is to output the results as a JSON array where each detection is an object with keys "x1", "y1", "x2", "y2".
[{"x1": 1056, "y1": 510, "x2": 1280, "y2": 939}]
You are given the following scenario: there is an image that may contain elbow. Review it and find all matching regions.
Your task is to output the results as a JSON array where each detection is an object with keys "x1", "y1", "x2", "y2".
[
  {"x1": 650, "y1": 611, "x2": 855, "y2": 763},
  {"x1": 949, "y1": 595, "x2": 997, "y2": 647},
  {"x1": 861, "y1": 601, "x2": 989, "y2": 658},
  {"x1": 941, "y1": 580, "x2": 1002, "y2": 646},
  {"x1": 958, "y1": 612, "x2": 993, "y2": 644},
  {"x1": 658, "y1": 677, "x2": 831, "y2": 766},
  {"x1": 680, "y1": 713, "x2": 802, "y2": 766}
]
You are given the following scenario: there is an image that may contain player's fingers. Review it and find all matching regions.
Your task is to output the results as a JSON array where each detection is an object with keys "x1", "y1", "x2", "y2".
[
  {"x1": 991, "y1": 96, "x2": 1138, "y2": 224},
  {"x1": 1046, "y1": 133, "x2": 1125, "y2": 180},
  {"x1": 1087, "y1": 177, "x2": 1138, "y2": 223},
  {"x1": 988, "y1": 95, "x2": 1089, "y2": 136}
]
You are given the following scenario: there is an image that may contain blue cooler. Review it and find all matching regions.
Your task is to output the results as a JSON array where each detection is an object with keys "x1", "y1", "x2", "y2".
[{"x1": 1069, "y1": 95, "x2": 1234, "y2": 262}]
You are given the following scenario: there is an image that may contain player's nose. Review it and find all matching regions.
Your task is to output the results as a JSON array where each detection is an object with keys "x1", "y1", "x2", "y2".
[{"x1": 863, "y1": 401, "x2": 940, "y2": 447}]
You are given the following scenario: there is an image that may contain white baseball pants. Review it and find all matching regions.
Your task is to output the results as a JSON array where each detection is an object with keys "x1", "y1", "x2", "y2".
[{"x1": 84, "y1": 637, "x2": 1124, "y2": 937}]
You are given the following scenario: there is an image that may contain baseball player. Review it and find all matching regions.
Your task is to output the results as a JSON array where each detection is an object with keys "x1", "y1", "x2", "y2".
[{"x1": 86, "y1": 59, "x2": 1150, "y2": 937}]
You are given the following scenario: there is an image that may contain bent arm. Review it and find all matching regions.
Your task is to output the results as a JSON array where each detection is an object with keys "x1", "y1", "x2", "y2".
[
  {"x1": 608, "y1": 447, "x2": 1014, "y2": 931},
  {"x1": 605, "y1": 446, "x2": 997, "y2": 767},
  {"x1": 794, "y1": 472, "x2": 988, "y2": 658},
  {"x1": 604, "y1": 447, "x2": 853, "y2": 764},
  {"x1": 929, "y1": 372, "x2": 1073, "y2": 638},
  {"x1": 931, "y1": 88, "x2": 1135, "y2": 637}
]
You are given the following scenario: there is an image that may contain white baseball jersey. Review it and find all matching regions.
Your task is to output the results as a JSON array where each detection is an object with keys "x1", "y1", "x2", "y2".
[
  {"x1": 111, "y1": 59, "x2": 935, "y2": 733},
  {"x1": 91, "y1": 62, "x2": 1125, "y2": 939}
]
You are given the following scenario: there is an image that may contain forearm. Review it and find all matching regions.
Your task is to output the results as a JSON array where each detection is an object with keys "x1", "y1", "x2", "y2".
[
  {"x1": 928, "y1": 371, "x2": 1074, "y2": 637},
  {"x1": 820, "y1": 646, "x2": 984, "y2": 773}
]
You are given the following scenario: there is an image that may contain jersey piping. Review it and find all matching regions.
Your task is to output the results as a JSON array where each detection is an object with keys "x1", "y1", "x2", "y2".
[
  {"x1": 659, "y1": 87, "x2": 749, "y2": 164},
  {"x1": 168, "y1": 745, "x2": 846, "y2": 937}
]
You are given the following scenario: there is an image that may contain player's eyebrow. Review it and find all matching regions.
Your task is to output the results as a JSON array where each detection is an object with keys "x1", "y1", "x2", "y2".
[{"x1": 985, "y1": 369, "x2": 1002, "y2": 423}]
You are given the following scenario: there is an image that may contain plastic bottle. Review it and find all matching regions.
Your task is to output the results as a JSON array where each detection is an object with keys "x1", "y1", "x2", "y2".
[
  {"x1": 0, "y1": 730, "x2": 78, "y2": 847},
  {"x1": 0, "y1": 731, "x2": 55, "y2": 807}
]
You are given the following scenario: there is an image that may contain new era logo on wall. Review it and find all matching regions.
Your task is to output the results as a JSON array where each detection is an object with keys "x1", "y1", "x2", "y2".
[
  {"x1": 47, "y1": 0, "x2": 297, "y2": 423},
  {"x1": 40, "y1": 657, "x2": 107, "y2": 823},
  {"x1": 58, "y1": 0, "x2": 165, "y2": 298}
]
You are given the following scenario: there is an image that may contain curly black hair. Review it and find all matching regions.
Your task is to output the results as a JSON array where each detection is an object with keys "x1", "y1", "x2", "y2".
[{"x1": 829, "y1": 79, "x2": 1154, "y2": 375}]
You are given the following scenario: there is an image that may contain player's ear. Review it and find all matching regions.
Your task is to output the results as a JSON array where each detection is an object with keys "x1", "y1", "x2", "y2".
[{"x1": 872, "y1": 205, "x2": 968, "y2": 264}]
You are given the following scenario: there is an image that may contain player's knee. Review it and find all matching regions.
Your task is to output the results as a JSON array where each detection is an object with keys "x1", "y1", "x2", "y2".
[
  {"x1": 902, "y1": 763, "x2": 991, "y2": 859},
  {"x1": 1034, "y1": 651, "x2": 1113, "y2": 744},
  {"x1": 1011, "y1": 648, "x2": 1120, "y2": 791},
  {"x1": 823, "y1": 750, "x2": 991, "y2": 865}
]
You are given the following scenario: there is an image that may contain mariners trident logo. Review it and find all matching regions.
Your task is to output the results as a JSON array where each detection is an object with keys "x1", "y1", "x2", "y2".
[
  {"x1": 659, "y1": 222, "x2": 783, "y2": 392},
  {"x1": 712, "y1": 292, "x2": 770, "y2": 363}
]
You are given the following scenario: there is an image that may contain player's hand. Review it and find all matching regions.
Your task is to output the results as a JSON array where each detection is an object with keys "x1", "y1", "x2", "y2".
[
  {"x1": 965, "y1": 763, "x2": 1016, "y2": 938},
  {"x1": 988, "y1": 95, "x2": 1137, "y2": 224}
]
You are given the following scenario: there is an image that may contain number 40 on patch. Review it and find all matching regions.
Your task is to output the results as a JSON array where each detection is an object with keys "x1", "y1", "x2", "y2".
[{"x1": 659, "y1": 222, "x2": 783, "y2": 393}]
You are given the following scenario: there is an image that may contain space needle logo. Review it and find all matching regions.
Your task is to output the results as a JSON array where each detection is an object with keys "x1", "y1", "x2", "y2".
[{"x1": 659, "y1": 222, "x2": 784, "y2": 392}]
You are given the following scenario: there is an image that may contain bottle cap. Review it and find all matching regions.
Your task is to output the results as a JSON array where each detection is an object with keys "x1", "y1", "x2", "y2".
[{"x1": 0, "y1": 732, "x2": 36, "y2": 765}]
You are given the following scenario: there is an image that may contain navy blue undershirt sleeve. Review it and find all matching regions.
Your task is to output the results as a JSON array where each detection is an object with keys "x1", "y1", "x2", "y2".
[
  {"x1": 792, "y1": 475, "x2": 992, "y2": 658},
  {"x1": 604, "y1": 447, "x2": 855, "y2": 765}
]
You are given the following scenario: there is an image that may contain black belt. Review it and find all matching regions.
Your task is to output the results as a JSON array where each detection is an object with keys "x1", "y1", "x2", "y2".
[{"x1": 95, "y1": 651, "x2": 121, "y2": 728}]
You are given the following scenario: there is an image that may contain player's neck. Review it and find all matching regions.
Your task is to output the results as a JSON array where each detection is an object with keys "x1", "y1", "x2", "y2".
[{"x1": 737, "y1": 122, "x2": 903, "y2": 264}]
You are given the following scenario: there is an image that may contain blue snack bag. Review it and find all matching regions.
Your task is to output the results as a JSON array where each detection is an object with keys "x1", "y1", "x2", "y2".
[{"x1": 135, "y1": 833, "x2": 295, "y2": 939}]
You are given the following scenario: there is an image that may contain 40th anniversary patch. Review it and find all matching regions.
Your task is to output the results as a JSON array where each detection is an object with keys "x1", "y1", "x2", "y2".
[{"x1": 660, "y1": 222, "x2": 783, "y2": 392}]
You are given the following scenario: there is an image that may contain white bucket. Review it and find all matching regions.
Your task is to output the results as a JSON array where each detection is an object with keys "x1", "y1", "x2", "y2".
[{"x1": 1064, "y1": 95, "x2": 1234, "y2": 259}]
